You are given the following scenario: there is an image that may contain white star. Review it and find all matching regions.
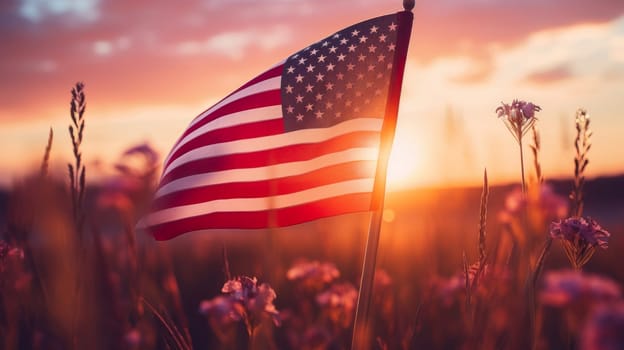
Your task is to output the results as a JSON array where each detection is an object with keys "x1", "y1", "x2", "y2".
[
  {"x1": 347, "y1": 63, "x2": 355, "y2": 71},
  {"x1": 295, "y1": 94, "x2": 304, "y2": 103},
  {"x1": 389, "y1": 22, "x2": 397, "y2": 31},
  {"x1": 305, "y1": 84, "x2": 313, "y2": 92},
  {"x1": 368, "y1": 45, "x2": 377, "y2": 53},
  {"x1": 340, "y1": 38, "x2": 348, "y2": 45},
  {"x1": 286, "y1": 66, "x2": 295, "y2": 74},
  {"x1": 315, "y1": 110, "x2": 324, "y2": 119},
  {"x1": 326, "y1": 63, "x2": 336, "y2": 71},
  {"x1": 388, "y1": 43, "x2": 396, "y2": 51},
  {"x1": 296, "y1": 114, "x2": 304, "y2": 121},
  {"x1": 310, "y1": 48, "x2": 318, "y2": 55},
  {"x1": 305, "y1": 103, "x2": 314, "y2": 111},
  {"x1": 325, "y1": 82, "x2": 334, "y2": 90},
  {"x1": 298, "y1": 57, "x2": 307, "y2": 65},
  {"x1": 286, "y1": 105, "x2": 294, "y2": 113},
  {"x1": 358, "y1": 54, "x2": 366, "y2": 61},
  {"x1": 317, "y1": 54, "x2": 326, "y2": 63},
  {"x1": 315, "y1": 93, "x2": 323, "y2": 100},
  {"x1": 359, "y1": 35, "x2": 368, "y2": 43},
  {"x1": 306, "y1": 64, "x2": 315, "y2": 72},
  {"x1": 379, "y1": 34, "x2": 387, "y2": 42},
  {"x1": 337, "y1": 54, "x2": 346, "y2": 61},
  {"x1": 329, "y1": 46, "x2": 338, "y2": 53},
  {"x1": 351, "y1": 29, "x2": 360, "y2": 37},
  {"x1": 315, "y1": 73, "x2": 325, "y2": 81},
  {"x1": 348, "y1": 44, "x2": 356, "y2": 52},
  {"x1": 370, "y1": 25, "x2": 378, "y2": 34},
  {"x1": 285, "y1": 85, "x2": 294, "y2": 93},
  {"x1": 295, "y1": 74, "x2": 304, "y2": 83}
]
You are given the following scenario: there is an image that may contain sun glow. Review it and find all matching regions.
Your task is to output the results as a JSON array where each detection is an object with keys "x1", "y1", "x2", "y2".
[{"x1": 386, "y1": 137, "x2": 421, "y2": 190}]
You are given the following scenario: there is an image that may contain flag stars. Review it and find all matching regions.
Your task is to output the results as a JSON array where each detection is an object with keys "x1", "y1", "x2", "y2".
[
  {"x1": 326, "y1": 63, "x2": 336, "y2": 71},
  {"x1": 305, "y1": 103, "x2": 314, "y2": 111},
  {"x1": 305, "y1": 84, "x2": 314, "y2": 92},
  {"x1": 368, "y1": 45, "x2": 377, "y2": 53},
  {"x1": 377, "y1": 54, "x2": 386, "y2": 62},
  {"x1": 358, "y1": 54, "x2": 366, "y2": 61},
  {"x1": 379, "y1": 34, "x2": 387, "y2": 42},
  {"x1": 295, "y1": 94, "x2": 304, "y2": 103},
  {"x1": 336, "y1": 92, "x2": 344, "y2": 99},
  {"x1": 286, "y1": 66, "x2": 295, "y2": 74},
  {"x1": 346, "y1": 82, "x2": 353, "y2": 89},
  {"x1": 315, "y1": 73, "x2": 325, "y2": 82},
  {"x1": 298, "y1": 57, "x2": 307, "y2": 65},
  {"x1": 306, "y1": 64, "x2": 315, "y2": 72},
  {"x1": 325, "y1": 82, "x2": 334, "y2": 90},
  {"x1": 388, "y1": 43, "x2": 396, "y2": 51},
  {"x1": 286, "y1": 105, "x2": 294, "y2": 113},
  {"x1": 295, "y1": 74, "x2": 304, "y2": 83},
  {"x1": 315, "y1": 93, "x2": 323, "y2": 101},
  {"x1": 347, "y1": 63, "x2": 355, "y2": 71},
  {"x1": 364, "y1": 98, "x2": 371, "y2": 104},
  {"x1": 389, "y1": 22, "x2": 397, "y2": 31},
  {"x1": 366, "y1": 82, "x2": 373, "y2": 88},
  {"x1": 317, "y1": 54, "x2": 326, "y2": 63},
  {"x1": 310, "y1": 48, "x2": 318, "y2": 55},
  {"x1": 351, "y1": 29, "x2": 360, "y2": 36},
  {"x1": 357, "y1": 73, "x2": 364, "y2": 80},
  {"x1": 322, "y1": 41, "x2": 329, "y2": 47},
  {"x1": 359, "y1": 35, "x2": 368, "y2": 43},
  {"x1": 337, "y1": 73, "x2": 345, "y2": 80},
  {"x1": 370, "y1": 25, "x2": 379, "y2": 33},
  {"x1": 295, "y1": 114, "x2": 304, "y2": 122},
  {"x1": 348, "y1": 44, "x2": 356, "y2": 52},
  {"x1": 337, "y1": 53, "x2": 346, "y2": 61},
  {"x1": 329, "y1": 46, "x2": 337, "y2": 53},
  {"x1": 335, "y1": 112, "x2": 342, "y2": 118},
  {"x1": 315, "y1": 110, "x2": 324, "y2": 119},
  {"x1": 368, "y1": 64, "x2": 375, "y2": 71},
  {"x1": 374, "y1": 88, "x2": 382, "y2": 95},
  {"x1": 285, "y1": 85, "x2": 294, "y2": 93},
  {"x1": 325, "y1": 101, "x2": 334, "y2": 109},
  {"x1": 354, "y1": 106, "x2": 361, "y2": 113},
  {"x1": 340, "y1": 38, "x2": 348, "y2": 45}
]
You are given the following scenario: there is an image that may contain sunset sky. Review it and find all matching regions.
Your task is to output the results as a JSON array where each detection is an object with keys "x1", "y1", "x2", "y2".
[{"x1": 1, "y1": 0, "x2": 623, "y2": 189}]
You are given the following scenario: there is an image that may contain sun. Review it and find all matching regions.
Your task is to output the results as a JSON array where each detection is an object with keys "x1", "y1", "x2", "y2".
[{"x1": 386, "y1": 137, "x2": 421, "y2": 190}]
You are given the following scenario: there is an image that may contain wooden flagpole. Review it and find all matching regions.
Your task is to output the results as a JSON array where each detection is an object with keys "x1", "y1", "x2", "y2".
[{"x1": 351, "y1": 2, "x2": 414, "y2": 349}]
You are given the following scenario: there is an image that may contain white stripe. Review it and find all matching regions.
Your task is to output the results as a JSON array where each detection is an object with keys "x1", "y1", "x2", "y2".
[
  {"x1": 156, "y1": 147, "x2": 379, "y2": 197},
  {"x1": 146, "y1": 178, "x2": 374, "y2": 226},
  {"x1": 162, "y1": 117, "x2": 384, "y2": 178},
  {"x1": 187, "y1": 75, "x2": 282, "y2": 129},
  {"x1": 164, "y1": 105, "x2": 282, "y2": 168}
]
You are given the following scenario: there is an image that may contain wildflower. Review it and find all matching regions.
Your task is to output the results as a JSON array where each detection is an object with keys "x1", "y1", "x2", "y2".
[
  {"x1": 286, "y1": 260, "x2": 340, "y2": 291},
  {"x1": 496, "y1": 99, "x2": 542, "y2": 193},
  {"x1": 496, "y1": 99, "x2": 541, "y2": 142},
  {"x1": 550, "y1": 216, "x2": 610, "y2": 269},
  {"x1": 580, "y1": 301, "x2": 624, "y2": 350},
  {"x1": 540, "y1": 270, "x2": 621, "y2": 308},
  {"x1": 316, "y1": 282, "x2": 358, "y2": 329},
  {"x1": 220, "y1": 276, "x2": 280, "y2": 335}
]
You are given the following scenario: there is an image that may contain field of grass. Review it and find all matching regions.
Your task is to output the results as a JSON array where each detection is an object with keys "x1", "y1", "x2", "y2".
[{"x1": 1, "y1": 85, "x2": 623, "y2": 350}]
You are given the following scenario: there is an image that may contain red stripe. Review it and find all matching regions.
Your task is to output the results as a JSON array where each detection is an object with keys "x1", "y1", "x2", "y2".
[
  {"x1": 159, "y1": 131, "x2": 380, "y2": 186},
  {"x1": 233, "y1": 65, "x2": 283, "y2": 94},
  {"x1": 166, "y1": 118, "x2": 283, "y2": 168},
  {"x1": 176, "y1": 89, "x2": 282, "y2": 149},
  {"x1": 148, "y1": 192, "x2": 372, "y2": 240},
  {"x1": 152, "y1": 160, "x2": 375, "y2": 211}
]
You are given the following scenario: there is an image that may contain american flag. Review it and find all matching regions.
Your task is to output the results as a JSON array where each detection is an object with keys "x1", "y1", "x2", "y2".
[{"x1": 143, "y1": 11, "x2": 413, "y2": 240}]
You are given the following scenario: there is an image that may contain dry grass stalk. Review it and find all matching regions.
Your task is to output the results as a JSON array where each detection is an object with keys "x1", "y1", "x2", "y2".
[
  {"x1": 68, "y1": 82, "x2": 87, "y2": 233},
  {"x1": 478, "y1": 169, "x2": 489, "y2": 264},
  {"x1": 570, "y1": 108, "x2": 591, "y2": 217},
  {"x1": 40, "y1": 128, "x2": 53, "y2": 177},
  {"x1": 529, "y1": 125, "x2": 543, "y2": 185}
]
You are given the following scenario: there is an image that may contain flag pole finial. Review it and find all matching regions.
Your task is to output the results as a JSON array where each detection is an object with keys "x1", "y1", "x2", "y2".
[{"x1": 403, "y1": 0, "x2": 415, "y2": 10}]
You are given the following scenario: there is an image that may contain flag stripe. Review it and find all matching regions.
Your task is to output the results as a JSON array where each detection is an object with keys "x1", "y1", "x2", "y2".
[
  {"x1": 159, "y1": 130, "x2": 381, "y2": 186},
  {"x1": 151, "y1": 160, "x2": 376, "y2": 211},
  {"x1": 148, "y1": 192, "x2": 372, "y2": 240},
  {"x1": 166, "y1": 105, "x2": 283, "y2": 165},
  {"x1": 185, "y1": 76, "x2": 281, "y2": 133},
  {"x1": 147, "y1": 178, "x2": 373, "y2": 227},
  {"x1": 156, "y1": 147, "x2": 377, "y2": 197},
  {"x1": 162, "y1": 118, "x2": 383, "y2": 178}
]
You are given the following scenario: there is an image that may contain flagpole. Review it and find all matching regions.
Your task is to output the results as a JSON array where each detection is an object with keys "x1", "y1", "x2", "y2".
[{"x1": 351, "y1": 2, "x2": 414, "y2": 349}]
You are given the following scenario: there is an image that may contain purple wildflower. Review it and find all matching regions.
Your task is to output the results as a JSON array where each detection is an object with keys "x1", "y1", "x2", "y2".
[
  {"x1": 220, "y1": 276, "x2": 280, "y2": 335},
  {"x1": 580, "y1": 301, "x2": 624, "y2": 350},
  {"x1": 550, "y1": 216, "x2": 610, "y2": 269},
  {"x1": 496, "y1": 99, "x2": 541, "y2": 141},
  {"x1": 286, "y1": 260, "x2": 340, "y2": 291},
  {"x1": 540, "y1": 270, "x2": 621, "y2": 308},
  {"x1": 316, "y1": 282, "x2": 358, "y2": 328}
]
